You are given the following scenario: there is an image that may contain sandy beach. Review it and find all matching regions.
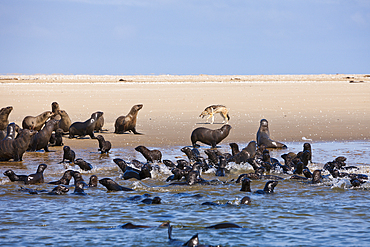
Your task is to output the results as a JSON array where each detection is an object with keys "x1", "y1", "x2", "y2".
[{"x1": 1, "y1": 74, "x2": 369, "y2": 149}]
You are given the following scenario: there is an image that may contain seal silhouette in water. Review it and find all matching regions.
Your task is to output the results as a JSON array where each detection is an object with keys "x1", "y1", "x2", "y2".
[
  {"x1": 254, "y1": 180, "x2": 278, "y2": 194},
  {"x1": 99, "y1": 178, "x2": 134, "y2": 191},
  {"x1": 48, "y1": 170, "x2": 75, "y2": 185},
  {"x1": 26, "y1": 164, "x2": 47, "y2": 184},
  {"x1": 114, "y1": 104, "x2": 143, "y2": 134},
  {"x1": 191, "y1": 124, "x2": 231, "y2": 148},
  {"x1": 256, "y1": 119, "x2": 287, "y2": 148}
]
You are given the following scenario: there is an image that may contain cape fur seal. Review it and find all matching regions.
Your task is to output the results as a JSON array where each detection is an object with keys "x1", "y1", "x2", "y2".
[
  {"x1": 0, "y1": 128, "x2": 36, "y2": 161},
  {"x1": 0, "y1": 106, "x2": 13, "y2": 130},
  {"x1": 57, "y1": 110, "x2": 72, "y2": 132},
  {"x1": 191, "y1": 124, "x2": 231, "y2": 148},
  {"x1": 96, "y1": 135, "x2": 111, "y2": 154},
  {"x1": 22, "y1": 111, "x2": 53, "y2": 131},
  {"x1": 60, "y1": 146, "x2": 75, "y2": 163},
  {"x1": 92, "y1": 111, "x2": 105, "y2": 132},
  {"x1": 69, "y1": 111, "x2": 103, "y2": 139},
  {"x1": 99, "y1": 178, "x2": 134, "y2": 191},
  {"x1": 134, "y1": 145, "x2": 162, "y2": 163},
  {"x1": 256, "y1": 119, "x2": 287, "y2": 148},
  {"x1": 26, "y1": 164, "x2": 47, "y2": 184},
  {"x1": 114, "y1": 104, "x2": 143, "y2": 134},
  {"x1": 29, "y1": 119, "x2": 59, "y2": 152}
]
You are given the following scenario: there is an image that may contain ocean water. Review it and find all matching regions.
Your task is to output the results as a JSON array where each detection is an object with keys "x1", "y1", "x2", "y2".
[{"x1": 0, "y1": 141, "x2": 369, "y2": 246}]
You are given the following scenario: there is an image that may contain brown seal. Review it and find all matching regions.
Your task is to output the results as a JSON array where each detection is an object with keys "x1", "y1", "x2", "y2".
[
  {"x1": 134, "y1": 145, "x2": 162, "y2": 163},
  {"x1": 0, "y1": 106, "x2": 13, "y2": 130},
  {"x1": 92, "y1": 111, "x2": 105, "y2": 132},
  {"x1": 50, "y1": 102, "x2": 60, "y2": 119},
  {"x1": 57, "y1": 110, "x2": 72, "y2": 132},
  {"x1": 191, "y1": 124, "x2": 232, "y2": 148},
  {"x1": 29, "y1": 119, "x2": 59, "y2": 152},
  {"x1": 22, "y1": 111, "x2": 53, "y2": 131},
  {"x1": 0, "y1": 128, "x2": 36, "y2": 161},
  {"x1": 256, "y1": 119, "x2": 287, "y2": 148},
  {"x1": 114, "y1": 104, "x2": 143, "y2": 134},
  {"x1": 96, "y1": 135, "x2": 111, "y2": 154},
  {"x1": 69, "y1": 111, "x2": 103, "y2": 139}
]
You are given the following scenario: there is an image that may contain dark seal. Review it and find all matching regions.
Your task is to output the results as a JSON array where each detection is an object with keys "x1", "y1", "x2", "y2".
[
  {"x1": 0, "y1": 106, "x2": 13, "y2": 130},
  {"x1": 191, "y1": 124, "x2": 231, "y2": 148},
  {"x1": 256, "y1": 119, "x2": 287, "y2": 148},
  {"x1": 74, "y1": 158, "x2": 93, "y2": 171},
  {"x1": 48, "y1": 185, "x2": 69, "y2": 195},
  {"x1": 22, "y1": 111, "x2": 53, "y2": 131},
  {"x1": 29, "y1": 119, "x2": 59, "y2": 152},
  {"x1": 96, "y1": 135, "x2": 111, "y2": 154},
  {"x1": 69, "y1": 111, "x2": 103, "y2": 139},
  {"x1": 48, "y1": 170, "x2": 75, "y2": 185},
  {"x1": 0, "y1": 128, "x2": 36, "y2": 161},
  {"x1": 26, "y1": 164, "x2": 47, "y2": 184},
  {"x1": 114, "y1": 104, "x2": 143, "y2": 134},
  {"x1": 60, "y1": 146, "x2": 75, "y2": 163},
  {"x1": 255, "y1": 180, "x2": 278, "y2": 194},
  {"x1": 134, "y1": 145, "x2": 162, "y2": 163},
  {"x1": 3, "y1": 169, "x2": 28, "y2": 182},
  {"x1": 99, "y1": 178, "x2": 134, "y2": 191},
  {"x1": 93, "y1": 111, "x2": 105, "y2": 132}
]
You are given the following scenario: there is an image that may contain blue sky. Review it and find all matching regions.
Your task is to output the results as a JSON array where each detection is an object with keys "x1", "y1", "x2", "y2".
[{"x1": 1, "y1": 0, "x2": 369, "y2": 75}]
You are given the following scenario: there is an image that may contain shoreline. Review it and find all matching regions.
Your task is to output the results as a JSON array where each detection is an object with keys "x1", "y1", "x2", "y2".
[{"x1": 0, "y1": 74, "x2": 369, "y2": 149}]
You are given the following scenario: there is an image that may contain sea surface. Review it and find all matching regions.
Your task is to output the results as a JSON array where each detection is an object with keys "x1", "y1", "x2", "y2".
[{"x1": 0, "y1": 141, "x2": 369, "y2": 246}]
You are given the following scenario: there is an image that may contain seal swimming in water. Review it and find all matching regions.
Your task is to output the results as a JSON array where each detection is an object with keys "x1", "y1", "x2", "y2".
[
  {"x1": 29, "y1": 119, "x2": 59, "y2": 152},
  {"x1": 114, "y1": 104, "x2": 143, "y2": 134},
  {"x1": 26, "y1": 164, "x2": 47, "y2": 184},
  {"x1": 48, "y1": 185, "x2": 69, "y2": 195},
  {"x1": 3, "y1": 169, "x2": 28, "y2": 182},
  {"x1": 22, "y1": 111, "x2": 53, "y2": 131},
  {"x1": 73, "y1": 181, "x2": 87, "y2": 195},
  {"x1": 191, "y1": 124, "x2": 231, "y2": 148},
  {"x1": 88, "y1": 175, "x2": 98, "y2": 187},
  {"x1": 99, "y1": 178, "x2": 134, "y2": 191},
  {"x1": 69, "y1": 111, "x2": 103, "y2": 139},
  {"x1": 255, "y1": 180, "x2": 278, "y2": 194},
  {"x1": 0, "y1": 106, "x2": 13, "y2": 130},
  {"x1": 256, "y1": 119, "x2": 287, "y2": 148},
  {"x1": 0, "y1": 128, "x2": 36, "y2": 161},
  {"x1": 48, "y1": 170, "x2": 75, "y2": 185},
  {"x1": 74, "y1": 158, "x2": 93, "y2": 171},
  {"x1": 134, "y1": 145, "x2": 162, "y2": 163},
  {"x1": 96, "y1": 135, "x2": 111, "y2": 154}
]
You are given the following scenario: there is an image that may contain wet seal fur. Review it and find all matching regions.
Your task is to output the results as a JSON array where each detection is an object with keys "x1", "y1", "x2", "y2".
[
  {"x1": 134, "y1": 145, "x2": 162, "y2": 163},
  {"x1": 99, "y1": 178, "x2": 134, "y2": 191},
  {"x1": 60, "y1": 146, "x2": 75, "y2": 163},
  {"x1": 26, "y1": 164, "x2": 47, "y2": 184},
  {"x1": 0, "y1": 106, "x2": 13, "y2": 130},
  {"x1": 22, "y1": 111, "x2": 53, "y2": 131},
  {"x1": 191, "y1": 124, "x2": 231, "y2": 148},
  {"x1": 114, "y1": 104, "x2": 143, "y2": 134},
  {"x1": 29, "y1": 119, "x2": 59, "y2": 152},
  {"x1": 0, "y1": 128, "x2": 36, "y2": 161},
  {"x1": 69, "y1": 112, "x2": 103, "y2": 139},
  {"x1": 96, "y1": 135, "x2": 111, "y2": 154},
  {"x1": 256, "y1": 119, "x2": 287, "y2": 148}
]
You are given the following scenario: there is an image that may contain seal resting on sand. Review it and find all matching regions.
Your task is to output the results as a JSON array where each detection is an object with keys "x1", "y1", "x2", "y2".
[
  {"x1": 0, "y1": 106, "x2": 13, "y2": 130},
  {"x1": 114, "y1": 104, "x2": 143, "y2": 134},
  {"x1": 69, "y1": 111, "x2": 103, "y2": 139},
  {"x1": 191, "y1": 124, "x2": 231, "y2": 148},
  {"x1": 256, "y1": 119, "x2": 287, "y2": 148},
  {"x1": 22, "y1": 111, "x2": 53, "y2": 131}
]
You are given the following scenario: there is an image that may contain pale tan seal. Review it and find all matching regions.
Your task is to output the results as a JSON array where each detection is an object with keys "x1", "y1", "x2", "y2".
[
  {"x1": 114, "y1": 104, "x2": 143, "y2": 134},
  {"x1": 22, "y1": 111, "x2": 53, "y2": 131},
  {"x1": 0, "y1": 106, "x2": 13, "y2": 130}
]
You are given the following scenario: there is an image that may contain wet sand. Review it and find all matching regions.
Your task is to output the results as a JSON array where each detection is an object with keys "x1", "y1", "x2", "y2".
[{"x1": 0, "y1": 74, "x2": 369, "y2": 149}]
